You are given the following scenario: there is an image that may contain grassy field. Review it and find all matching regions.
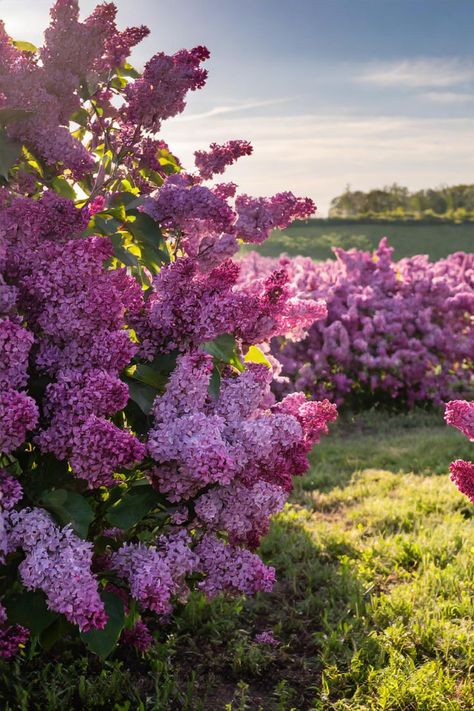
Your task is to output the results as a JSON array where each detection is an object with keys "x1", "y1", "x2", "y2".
[
  {"x1": 2, "y1": 410, "x2": 473, "y2": 710},
  {"x1": 241, "y1": 220, "x2": 474, "y2": 261}
]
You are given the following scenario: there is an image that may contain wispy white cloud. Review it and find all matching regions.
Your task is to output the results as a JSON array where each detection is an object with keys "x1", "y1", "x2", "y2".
[
  {"x1": 422, "y1": 90, "x2": 474, "y2": 104},
  {"x1": 357, "y1": 58, "x2": 474, "y2": 89},
  {"x1": 175, "y1": 98, "x2": 292, "y2": 122}
]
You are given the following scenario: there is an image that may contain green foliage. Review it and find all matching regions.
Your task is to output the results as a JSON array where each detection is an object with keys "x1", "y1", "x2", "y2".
[
  {"x1": 5, "y1": 591, "x2": 58, "y2": 637},
  {"x1": 106, "y1": 484, "x2": 161, "y2": 530},
  {"x1": 81, "y1": 592, "x2": 125, "y2": 659},
  {"x1": 40, "y1": 489, "x2": 94, "y2": 538},
  {"x1": 328, "y1": 182, "x2": 474, "y2": 222},
  {"x1": 0, "y1": 129, "x2": 21, "y2": 179},
  {"x1": 202, "y1": 333, "x2": 244, "y2": 372}
]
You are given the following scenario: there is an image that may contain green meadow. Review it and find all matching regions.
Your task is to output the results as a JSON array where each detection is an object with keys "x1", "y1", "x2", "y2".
[{"x1": 241, "y1": 220, "x2": 474, "y2": 262}]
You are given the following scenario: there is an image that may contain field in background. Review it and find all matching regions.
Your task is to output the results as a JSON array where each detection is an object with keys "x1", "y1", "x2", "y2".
[
  {"x1": 241, "y1": 220, "x2": 474, "y2": 261},
  {"x1": 3, "y1": 410, "x2": 473, "y2": 710}
]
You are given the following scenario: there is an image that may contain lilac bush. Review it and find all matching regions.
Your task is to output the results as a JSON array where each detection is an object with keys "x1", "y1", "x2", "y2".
[
  {"x1": 240, "y1": 239, "x2": 473, "y2": 407},
  {"x1": 0, "y1": 1, "x2": 335, "y2": 658}
]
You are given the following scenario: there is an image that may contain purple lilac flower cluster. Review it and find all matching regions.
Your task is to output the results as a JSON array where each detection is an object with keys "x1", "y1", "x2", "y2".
[
  {"x1": 445, "y1": 400, "x2": 474, "y2": 503},
  {"x1": 240, "y1": 239, "x2": 473, "y2": 407}
]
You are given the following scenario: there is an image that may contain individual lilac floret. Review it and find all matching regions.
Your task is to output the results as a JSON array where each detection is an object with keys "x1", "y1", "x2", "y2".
[
  {"x1": 194, "y1": 140, "x2": 253, "y2": 180},
  {"x1": 449, "y1": 460, "x2": 474, "y2": 503},
  {"x1": 7, "y1": 508, "x2": 106, "y2": 631},
  {"x1": 0, "y1": 390, "x2": 39, "y2": 454},
  {"x1": 235, "y1": 192, "x2": 315, "y2": 244},
  {"x1": 445, "y1": 400, "x2": 474, "y2": 441},
  {"x1": 195, "y1": 535, "x2": 276, "y2": 598}
]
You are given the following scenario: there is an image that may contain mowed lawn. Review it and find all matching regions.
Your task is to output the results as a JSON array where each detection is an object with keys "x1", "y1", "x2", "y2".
[
  {"x1": 241, "y1": 220, "x2": 474, "y2": 261},
  {"x1": 4, "y1": 411, "x2": 473, "y2": 710}
]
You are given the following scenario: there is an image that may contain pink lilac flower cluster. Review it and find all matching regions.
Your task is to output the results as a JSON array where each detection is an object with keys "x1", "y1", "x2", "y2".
[
  {"x1": 445, "y1": 400, "x2": 474, "y2": 504},
  {"x1": 240, "y1": 240, "x2": 473, "y2": 407},
  {"x1": 0, "y1": 0, "x2": 331, "y2": 658},
  {"x1": 6, "y1": 508, "x2": 106, "y2": 631},
  {"x1": 135, "y1": 258, "x2": 326, "y2": 357},
  {"x1": 0, "y1": 1, "x2": 148, "y2": 177},
  {"x1": 194, "y1": 140, "x2": 253, "y2": 180},
  {"x1": 37, "y1": 369, "x2": 145, "y2": 488},
  {"x1": 143, "y1": 177, "x2": 316, "y2": 271},
  {"x1": 148, "y1": 353, "x2": 336, "y2": 551}
]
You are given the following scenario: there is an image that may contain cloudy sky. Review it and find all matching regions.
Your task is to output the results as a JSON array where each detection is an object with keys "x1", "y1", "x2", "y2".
[{"x1": 1, "y1": 0, "x2": 474, "y2": 214}]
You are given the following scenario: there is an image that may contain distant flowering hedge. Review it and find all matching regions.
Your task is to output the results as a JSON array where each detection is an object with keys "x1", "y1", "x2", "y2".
[
  {"x1": 240, "y1": 240, "x2": 473, "y2": 408},
  {"x1": 0, "y1": 1, "x2": 336, "y2": 659}
]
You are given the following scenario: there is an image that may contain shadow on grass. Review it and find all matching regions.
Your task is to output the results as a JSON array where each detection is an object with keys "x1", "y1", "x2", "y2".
[{"x1": 166, "y1": 516, "x2": 367, "y2": 710}]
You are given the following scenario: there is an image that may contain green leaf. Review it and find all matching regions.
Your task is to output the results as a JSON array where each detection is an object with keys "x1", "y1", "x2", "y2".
[
  {"x1": 70, "y1": 108, "x2": 90, "y2": 127},
  {"x1": 126, "y1": 211, "x2": 170, "y2": 269},
  {"x1": 110, "y1": 234, "x2": 139, "y2": 268},
  {"x1": 0, "y1": 129, "x2": 21, "y2": 178},
  {"x1": 125, "y1": 378, "x2": 158, "y2": 415},
  {"x1": 202, "y1": 333, "x2": 244, "y2": 372},
  {"x1": 127, "y1": 363, "x2": 168, "y2": 391},
  {"x1": 39, "y1": 616, "x2": 75, "y2": 651},
  {"x1": 51, "y1": 176, "x2": 76, "y2": 201},
  {"x1": 40, "y1": 489, "x2": 94, "y2": 538},
  {"x1": 244, "y1": 345, "x2": 272, "y2": 369},
  {"x1": 110, "y1": 75, "x2": 127, "y2": 90},
  {"x1": 0, "y1": 107, "x2": 34, "y2": 125},
  {"x1": 208, "y1": 366, "x2": 221, "y2": 399},
  {"x1": 5, "y1": 591, "x2": 58, "y2": 635},
  {"x1": 107, "y1": 485, "x2": 161, "y2": 529},
  {"x1": 118, "y1": 62, "x2": 140, "y2": 79},
  {"x1": 109, "y1": 192, "x2": 144, "y2": 210},
  {"x1": 12, "y1": 40, "x2": 37, "y2": 53},
  {"x1": 81, "y1": 592, "x2": 125, "y2": 659}
]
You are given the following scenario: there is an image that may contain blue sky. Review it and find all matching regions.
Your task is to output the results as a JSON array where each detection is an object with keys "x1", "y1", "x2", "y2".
[{"x1": 1, "y1": 0, "x2": 474, "y2": 214}]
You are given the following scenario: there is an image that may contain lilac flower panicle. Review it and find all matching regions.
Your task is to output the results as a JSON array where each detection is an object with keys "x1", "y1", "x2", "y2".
[{"x1": 7, "y1": 508, "x2": 106, "y2": 631}]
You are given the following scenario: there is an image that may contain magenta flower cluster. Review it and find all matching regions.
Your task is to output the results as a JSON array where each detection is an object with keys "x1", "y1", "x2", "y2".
[
  {"x1": 445, "y1": 400, "x2": 474, "y2": 504},
  {"x1": 0, "y1": 0, "x2": 331, "y2": 660},
  {"x1": 241, "y1": 239, "x2": 473, "y2": 407}
]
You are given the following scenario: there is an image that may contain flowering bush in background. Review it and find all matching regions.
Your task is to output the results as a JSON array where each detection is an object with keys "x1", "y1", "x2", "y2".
[
  {"x1": 240, "y1": 240, "x2": 473, "y2": 408},
  {"x1": 0, "y1": 0, "x2": 336, "y2": 659}
]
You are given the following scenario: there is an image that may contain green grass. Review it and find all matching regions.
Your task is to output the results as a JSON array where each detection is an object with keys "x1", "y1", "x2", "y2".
[
  {"x1": 241, "y1": 220, "x2": 474, "y2": 261},
  {"x1": 1, "y1": 410, "x2": 473, "y2": 710}
]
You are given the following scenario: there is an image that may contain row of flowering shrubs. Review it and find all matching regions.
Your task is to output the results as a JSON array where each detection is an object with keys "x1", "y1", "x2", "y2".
[
  {"x1": 0, "y1": 1, "x2": 338, "y2": 659},
  {"x1": 240, "y1": 240, "x2": 473, "y2": 408}
]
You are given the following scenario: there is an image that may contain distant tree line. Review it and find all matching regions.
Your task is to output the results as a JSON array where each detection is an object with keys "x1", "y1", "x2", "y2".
[{"x1": 328, "y1": 184, "x2": 474, "y2": 222}]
